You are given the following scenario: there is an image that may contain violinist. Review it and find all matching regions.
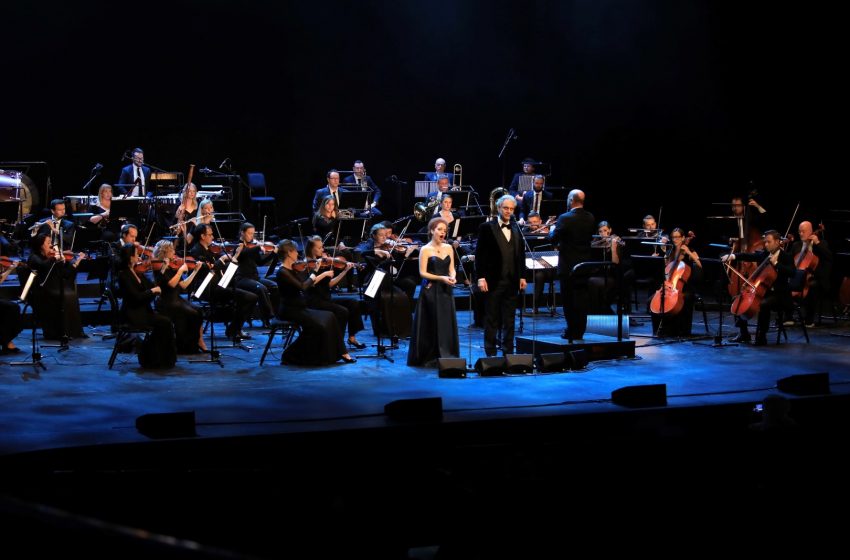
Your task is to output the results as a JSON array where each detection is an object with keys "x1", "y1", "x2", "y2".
[
  {"x1": 722, "y1": 230, "x2": 795, "y2": 346},
  {"x1": 355, "y1": 223, "x2": 413, "y2": 338},
  {"x1": 151, "y1": 240, "x2": 206, "y2": 353},
  {"x1": 302, "y1": 236, "x2": 366, "y2": 349},
  {"x1": 522, "y1": 212, "x2": 558, "y2": 314},
  {"x1": 786, "y1": 220, "x2": 832, "y2": 327},
  {"x1": 588, "y1": 221, "x2": 633, "y2": 315},
  {"x1": 518, "y1": 175, "x2": 552, "y2": 223},
  {"x1": 116, "y1": 243, "x2": 177, "y2": 367},
  {"x1": 650, "y1": 228, "x2": 701, "y2": 337},
  {"x1": 233, "y1": 222, "x2": 279, "y2": 329},
  {"x1": 0, "y1": 255, "x2": 23, "y2": 354},
  {"x1": 275, "y1": 239, "x2": 356, "y2": 365},
  {"x1": 26, "y1": 233, "x2": 86, "y2": 340},
  {"x1": 189, "y1": 224, "x2": 258, "y2": 341}
]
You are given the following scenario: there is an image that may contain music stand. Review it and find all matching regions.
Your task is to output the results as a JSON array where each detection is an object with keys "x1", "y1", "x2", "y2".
[
  {"x1": 334, "y1": 217, "x2": 369, "y2": 245},
  {"x1": 111, "y1": 198, "x2": 142, "y2": 227},
  {"x1": 10, "y1": 269, "x2": 46, "y2": 371},
  {"x1": 338, "y1": 190, "x2": 370, "y2": 212},
  {"x1": 539, "y1": 199, "x2": 566, "y2": 221},
  {"x1": 446, "y1": 190, "x2": 471, "y2": 208},
  {"x1": 450, "y1": 215, "x2": 486, "y2": 240}
]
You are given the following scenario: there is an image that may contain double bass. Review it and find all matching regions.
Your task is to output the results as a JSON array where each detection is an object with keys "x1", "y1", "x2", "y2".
[
  {"x1": 650, "y1": 231, "x2": 695, "y2": 315},
  {"x1": 727, "y1": 191, "x2": 764, "y2": 298}
]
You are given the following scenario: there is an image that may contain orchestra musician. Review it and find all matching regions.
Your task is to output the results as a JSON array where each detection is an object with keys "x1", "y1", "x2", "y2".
[
  {"x1": 88, "y1": 184, "x2": 113, "y2": 229},
  {"x1": 189, "y1": 223, "x2": 258, "y2": 341},
  {"x1": 117, "y1": 147, "x2": 151, "y2": 197},
  {"x1": 475, "y1": 194, "x2": 526, "y2": 356},
  {"x1": 518, "y1": 175, "x2": 552, "y2": 223},
  {"x1": 426, "y1": 176, "x2": 453, "y2": 206},
  {"x1": 722, "y1": 229, "x2": 795, "y2": 346},
  {"x1": 0, "y1": 257, "x2": 23, "y2": 354},
  {"x1": 549, "y1": 189, "x2": 595, "y2": 341},
  {"x1": 302, "y1": 236, "x2": 366, "y2": 349},
  {"x1": 727, "y1": 195, "x2": 768, "y2": 343},
  {"x1": 26, "y1": 233, "x2": 87, "y2": 340},
  {"x1": 233, "y1": 222, "x2": 279, "y2": 328},
  {"x1": 787, "y1": 220, "x2": 832, "y2": 327},
  {"x1": 173, "y1": 182, "x2": 200, "y2": 241},
  {"x1": 650, "y1": 228, "x2": 701, "y2": 337},
  {"x1": 312, "y1": 195, "x2": 340, "y2": 241},
  {"x1": 435, "y1": 193, "x2": 462, "y2": 225},
  {"x1": 151, "y1": 240, "x2": 206, "y2": 353},
  {"x1": 185, "y1": 199, "x2": 216, "y2": 246},
  {"x1": 311, "y1": 170, "x2": 347, "y2": 213},
  {"x1": 521, "y1": 212, "x2": 557, "y2": 314},
  {"x1": 588, "y1": 221, "x2": 633, "y2": 315},
  {"x1": 116, "y1": 242, "x2": 177, "y2": 368},
  {"x1": 275, "y1": 239, "x2": 356, "y2": 365},
  {"x1": 34, "y1": 199, "x2": 75, "y2": 250},
  {"x1": 508, "y1": 157, "x2": 537, "y2": 196},
  {"x1": 343, "y1": 160, "x2": 382, "y2": 217},
  {"x1": 355, "y1": 223, "x2": 414, "y2": 339},
  {"x1": 425, "y1": 157, "x2": 454, "y2": 183}
]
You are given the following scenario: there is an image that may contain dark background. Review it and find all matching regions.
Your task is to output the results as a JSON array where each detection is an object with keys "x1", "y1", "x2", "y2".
[{"x1": 3, "y1": 0, "x2": 845, "y2": 247}]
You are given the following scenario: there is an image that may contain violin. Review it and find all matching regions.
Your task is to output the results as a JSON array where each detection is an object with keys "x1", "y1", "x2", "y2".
[
  {"x1": 134, "y1": 243, "x2": 154, "y2": 259},
  {"x1": 49, "y1": 248, "x2": 86, "y2": 263},
  {"x1": 292, "y1": 256, "x2": 365, "y2": 272},
  {"x1": 0, "y1": 256, "x2": 22, "y2": 268},
  {"x1": 245, "y1": 240, "x2": 277, "y2": 253}
]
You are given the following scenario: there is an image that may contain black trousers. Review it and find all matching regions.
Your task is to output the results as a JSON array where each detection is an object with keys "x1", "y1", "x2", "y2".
[{"x1": 483, "y1": 279, "x2": 519, "y2": 356}]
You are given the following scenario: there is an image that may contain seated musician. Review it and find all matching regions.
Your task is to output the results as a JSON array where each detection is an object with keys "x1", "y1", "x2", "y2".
[
  {"x1": 722, "y1": 229, "x2": 794, "y2": 346},
  {"x1": 508, "y1": 157, "x2": 537, "y2": 197},
  {"x1": 426, "y1": 176, "x2": 452, "y2": 206},
  {"x1": 355, "y1": 223, "x2": 414, "y2": 338},
  {"x1": 151, "y1": 240, "x2": 206, "y2": 353},
  {"x1": 521, "y1": 211, "x2": 558, "y2": 314},
  {"x1": 312, "y1": 194, "x2": 340, "y2": 241},
  {"x1": 435, "y1": 193, "x2": 463, "y2": 225},
  {"x1": 518, "y1": 175, "x2": 552, "y2": 224},
  {"x1": 189, "y1": 223, "x2": 258, "y2": 341},
  {"x1": 233, "y1": 222, "x2": 279, "y2": 328},
  {"x1": 88, "y1": 184, "x2": 113, "y2": 233},
  {"x1": 311, "y1": 170, "x2": 347, "y2": 213},
  {"x1": 116, "y1": 243, "x2": 176, "y2": 367},
  {"x1": 302, "y1": 235, "x2": 366, "y2": 349},
  {"x1": 185, "y1": 199, "x2": 216, "y2": 246},
  {"x1": 424, "y1": 157, "x2": 454, "y2": 183},
  {"x1": 0, "y1": 257, "x2": 23, "y2": 354},
  {"x1": 173, "y1": 182, "x2": 200, "y2": 245},
  {"x1": 588, "y1": 221, "x2": 634, "y2": 314},
  {"x1": 787, "y1": 220, "x2": 832, "y2": 327},
  {"x1": 343, "y1": 160, "x2": 382, "y2": 218},
  {"x1": 275, "y1": 239, "x2": 356, "y2": 365},
  {"x1": 650, "y1": 228, "x2": 701, "y2": 337},
  {"x1": 34, "y1": 199, "x2": 75, "y2": 250},
  {"x1": 26, "y1": 233, "x2": 86, "y2": 340}
]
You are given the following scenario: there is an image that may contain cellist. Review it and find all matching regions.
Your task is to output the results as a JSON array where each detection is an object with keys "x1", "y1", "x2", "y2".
[
  {"x1": 722, "y1": 230, "x2": 795, "y2": 346},
  {"x1": 785, "y1": 220, "x2": 832, "y2": 327},
  {"x1": 650, "y1": 228, "x2": 701, "y2": 337},
  {"x1": 728, "y1": 195, "x2": 768, "y2": 343}
]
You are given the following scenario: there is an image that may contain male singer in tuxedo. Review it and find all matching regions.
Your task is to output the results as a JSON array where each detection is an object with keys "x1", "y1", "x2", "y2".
[
  {"x1": 549, "y1": 189, "x2": 595, "y2": 341},
  {"x1": 343, "y1": 160, "x2": 382, "y2": 217},
  {"x1": 312, "y1": 170, "x2": 348, "y2": 213},
  {"x1": 117, "y1": 147, "x2": 151, "y2": 196},
  {"x1": 475, "y1": 194, "x2": 526, "y2": 356},
  {"x1": 518, "y1": 175, "x2": 553, "y2": 222}
]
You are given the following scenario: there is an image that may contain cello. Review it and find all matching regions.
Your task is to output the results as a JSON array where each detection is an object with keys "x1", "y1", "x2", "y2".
[
  {"x1": 727, "y1": 191, "x2": 766, "y2": 298},
  {"x1": 790, "y1": 222, "x2": 824, "y2": 300},
  {"x1": 650, "y1": 230, "x2": 695, "y2": 315},
  {"x1": 729, "y1": 253, "x2": 778, "y2": 320}
]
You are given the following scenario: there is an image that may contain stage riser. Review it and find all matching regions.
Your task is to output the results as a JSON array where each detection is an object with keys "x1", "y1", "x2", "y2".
[{"x1": 516, "y1": 337, "x2": 635, "y2": 361}]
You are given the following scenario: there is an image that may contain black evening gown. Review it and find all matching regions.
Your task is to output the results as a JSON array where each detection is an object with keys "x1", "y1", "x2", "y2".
[
  {"x1": 26, "y1": 253, "x2": 85, "y2": 340},
  {"x1": 276, "y1": 267, "x2": 346, "y2": 365},
  {"x1": 117, "y1": 268, "x2": 177, "y2": 368},
  {"x1": 407, "y1": 255, "x2": 460, "y2": 366},
  {"x1": 155, "y1": 267, "x2": 203, "y2": 353}
]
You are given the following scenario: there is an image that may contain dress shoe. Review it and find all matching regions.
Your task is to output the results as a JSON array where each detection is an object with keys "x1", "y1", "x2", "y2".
[
  {"x1": 348, "y1": 339, "x2": 367, "y2": 349},
  {"x1": 729, "y1": 334, "x2": 751, "y2": 343},
  {"x1": 341, "y1": 355, "x2": 357, "y2": 364}
]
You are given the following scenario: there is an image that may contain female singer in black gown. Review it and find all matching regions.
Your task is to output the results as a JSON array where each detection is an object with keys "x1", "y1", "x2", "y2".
[
  {"x1": 152, "y1": 239, "x2": 206, "y2": 353},
  {"x1": 27, "y1": 233, "x2": 86, "y2": 340},
  {"x1": 116, "y1": 243, "x2": 177, "y2": 367},
  {"x1": 275, "y1": 239, "x2": 356, "y2": 365},
  {"x1": 407, "y1": 217, "x2": 460, "y2": 366}
]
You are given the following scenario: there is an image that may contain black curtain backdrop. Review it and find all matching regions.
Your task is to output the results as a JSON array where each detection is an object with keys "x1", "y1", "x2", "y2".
[{"x1": 3, "y1": 0, "x2": 844, "y2": 244}]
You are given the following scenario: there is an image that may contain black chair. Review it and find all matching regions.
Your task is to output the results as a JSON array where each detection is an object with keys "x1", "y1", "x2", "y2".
[
  {"x1": 775, "y1": 297, "x2": 810, "y2": 345},
  {"x1": 246, "y1": 172, "x2": 277, "y2": 231},
  {"x1": 108, "y1": 325, "x2": 153, "y2": 368},
  {"x1": 259, "y1": 318, "x2": 301, "y2": 365}
]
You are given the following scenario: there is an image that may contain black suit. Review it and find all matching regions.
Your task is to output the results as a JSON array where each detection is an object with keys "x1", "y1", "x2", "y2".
[
  {"x1": 312, "y1": 186, "x2": 348, "y2": 213},
  {"x1": 342, "y1": 174, "x2": 382, "y2": 205},
  {"x1": 508, "y1": 172, "x2": 534, "y2": 196},
  {"x1": 787, "y1": 238, "x2": 832, "y2": 324},
  {"x1": 36, "y1": 217, "x2": 76, "y2": 250},
  {"x1": 117, "y1": 164, "x2": 151, "y2": 196},
  {"x1": 734, "y1": 248, "x2": 795, "y2": 342},
  {"x1": 475, "y1": 219, "x2": 525, "y2": 356},
  {"x1": 549, "y1": 206, "x2": 596, "y2": 340},
  {"x1": 519, "y1": 189, "x2": 553, "y2": 220}
]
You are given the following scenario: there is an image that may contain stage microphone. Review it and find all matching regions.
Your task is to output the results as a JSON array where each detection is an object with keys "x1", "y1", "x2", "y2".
[
  {"x1": 92, "y1": 163, "x2": 103, "y2": 173},
  {"x1": 121, "y1": 149, "x2": 132, "y2": 162},
  {"x1": 218, "y1": 157, "x2": 231, "y2": 170}
]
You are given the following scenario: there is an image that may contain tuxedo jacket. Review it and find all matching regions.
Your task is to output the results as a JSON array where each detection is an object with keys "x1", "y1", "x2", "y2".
[
  {"x1": 519, "y1": 189, "x2": 553, "y2": 220},
  {"x1": 117, "y1": 164, "x2": 151, "y2": 195},
  {"x1": 474, "y1": 219, "x2": 524, "y2": 288}
]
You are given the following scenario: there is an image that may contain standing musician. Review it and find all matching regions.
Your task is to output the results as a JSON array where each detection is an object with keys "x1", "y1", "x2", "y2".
[
  {"x1": 151, "y1": 240, "x2": 206, "y2": 353},
  {"x1": 518, "y1": 175, "x2": 552, "y2": 223},
  {"x1": 117, "y1": 148, "x2": 151, "y2": 197},
  {"x1": 650, "y1": 228, "x2": 701, "y2": 337},
  {"x1": 589, "y1": 220, "x2": 633, "y2": 315},
  {"x1": 34, "y1": 199, "x2": 76, "y2": 250},
  {"x1": 355, "y1": 223, "x2": 414, "y2": 339},
  {"x1": 722, "y1": 230, "x2": 795, "y2": 346},
  {"x1": 302, "y1": 236, "x2": 366, "y2": 349},
  {"x1": 549, "y1": 189, "x2": 595, "y2": 341},
  {"x1": 26, "y1": 233, "x2": 87, "y2": 340},
  {"x1": 475, "y1": 194, "x2": 526, "y2": 356},
  {"x1": 787, "y1": 220, "x2": 832, "y2": 327},
  {"x1": 189, "y1": 223, "x2": 258, "y2": 341},
  {"x1": 343, "y1": 160, "x2": 382, "y2": 217},
  {"x1": 0, "y1": 256, "x2": 23, "y2": 354},
  {"x1": 233, "y1": 222, "x2": 279, "y2": 329}
]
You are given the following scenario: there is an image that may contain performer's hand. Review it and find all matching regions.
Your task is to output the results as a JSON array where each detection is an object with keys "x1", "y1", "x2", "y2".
[
  {"x1": 721, "y1": 254, "x2": 734, "y2": 263},
  {"x1": 151, "y1": 286, "x2": 162, "y2": 294},
  {"x1": 519, "y1": 278, "x2": 527, "y2": 290},
  {"x1": 478, "y1": 278, "x2": 488, "y2": 292},
  {"x1": 445, "y1": 276, "x2": 456, "y2": 285}
]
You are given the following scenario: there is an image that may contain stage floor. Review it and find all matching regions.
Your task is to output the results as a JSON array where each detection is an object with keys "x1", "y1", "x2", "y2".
[{"x1": 1, "y1": 305, "x2": 848, "y2": 457}]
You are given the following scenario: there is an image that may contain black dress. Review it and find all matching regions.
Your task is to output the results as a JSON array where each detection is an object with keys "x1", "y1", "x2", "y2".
[
  {"x1": 407, "y1": 255, "x2": 460, "y2": 366},
  {"x1": 154, "y1": 267, "x2": 203, "y2": 353},
  {"x1": 304, "y1": 268, "x2": 365, "y2": 340},
  {"x1": 117, "y1": 268, "x2": 177, "y2": 367},
  {"x1": 26, "y1": 253, "x2": 85, "y2": 340},
  {"x1": 276, "y1": 266, "x2": 346, "y2": 365}
]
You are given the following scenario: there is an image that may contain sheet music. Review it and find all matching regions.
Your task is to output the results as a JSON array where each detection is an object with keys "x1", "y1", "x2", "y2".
[
  {"x1": 194, "y1": 271, "x2": 214, "y2": 299},
  {"x1": 451, "y1": 219, "x2": 461, "y2": 238},
  {"x1": 218, "y1": 262, "x2": 238, "y2": 289},
  {"x1": 524, "y1": 255, "x2": 559, "y2": 270},
  {"x1": 365, "y1": 269, "x2": 386, "y2": 299},
  {"x1": 20, "y1": 270, "x2": 36, "y2": 301}
]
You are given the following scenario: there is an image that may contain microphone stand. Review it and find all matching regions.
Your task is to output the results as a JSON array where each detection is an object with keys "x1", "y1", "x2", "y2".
[
  {"x1": 81, "y1": 167, "x2": 102, "y2": 195},
  {"x1": 515, "y1": 219, "x2": 538, "y2": 370},
  {"x1": 497, "y1": 128, "x2": 517, "y2": 189}
]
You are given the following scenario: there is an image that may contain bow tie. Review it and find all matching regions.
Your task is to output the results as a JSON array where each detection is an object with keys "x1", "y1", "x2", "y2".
[{"x1": 500, "y1": 223, "x2": 511, "y2": 229}]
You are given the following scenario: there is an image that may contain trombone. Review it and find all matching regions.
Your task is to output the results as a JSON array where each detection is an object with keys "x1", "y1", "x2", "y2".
[{"x1": 452, "y1": 163, "x2": 463, "y2": 189}]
